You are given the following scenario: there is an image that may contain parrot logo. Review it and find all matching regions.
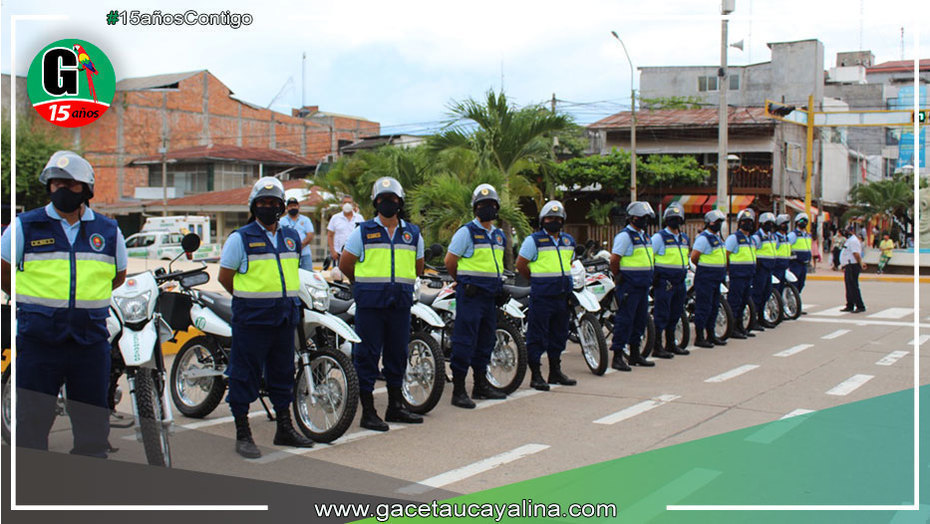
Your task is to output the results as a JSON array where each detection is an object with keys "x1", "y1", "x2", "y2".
[{"x1": 72, "y1": 44, "x2": 98, "y2": 103}]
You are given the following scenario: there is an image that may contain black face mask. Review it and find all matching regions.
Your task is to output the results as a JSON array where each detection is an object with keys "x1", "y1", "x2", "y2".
[
  {"x1": 476, "y1": 205, "x2": 498, "y2": 222},
  {"x1": 738, "y1": 220, "x2": 754, "y2": 233},
  {"x1": 254, "y1": 206, "x2": 280, "y2": 226},
  {"x1": 542, "y1": 220, "x2": 563, "y2": 233},
  {"x1": 376, "y1": 200, "x2": 400, "y2": 218},
  {"x1": 708, "y1": 222, "x2": 722, "y2": 233},
  {"x1": 630, "y1": 216, "x2": 647, "y2": 230},
  {"x1": 762, "y1": 223, "x2": 775, "y2": 233},
  {"x1": 50, "y1": 187, "x2": 85, "y2": 213},
  {"x1": 665, "y1": 217, "x2": 683, "y2": 229},
  {"x1": 287, "y1": 208, "x2": 299, "y2": 217}
]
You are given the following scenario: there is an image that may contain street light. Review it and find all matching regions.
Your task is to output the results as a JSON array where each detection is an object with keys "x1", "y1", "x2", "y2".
[
  {"x1": 611, "y1": 30, "x2": 637, "y2": 202},
  {"x1": 718, "y1": 0, "x2": 735, "y2": 232}
]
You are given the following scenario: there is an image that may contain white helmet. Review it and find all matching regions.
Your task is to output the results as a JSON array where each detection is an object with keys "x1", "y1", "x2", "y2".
[
  {"x1": 471, "y1": 183, "x2": 500, "y2": 208},
  {"x1": 539, "y1": 200, "x2": 567, "y2": 221},
  {"x1": 794, "y1": 212, "x2": 809, "y2": 226},
  {"x1": 248, "y1": 177, "x2": 286, "y2": 207},
  {"x1": 704, "y1": 209, "x2": 725, "y2": 224},
  {"x1": 758, "y1": 212, "x2": 776, "y2": 225},
  {"x1": 39, "y1": 151, "x2": 95, "y2": 198}
]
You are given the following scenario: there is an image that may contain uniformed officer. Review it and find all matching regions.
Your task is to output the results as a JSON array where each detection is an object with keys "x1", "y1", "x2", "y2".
[
  {"x1": 0, "y1": 151, "x2": 127, "y2": 457},
  {"x1": 609, "y1": 201, "x2": 656, "y2": 371},
  {"x1": 690, "y1": 210, "x2": 728, "y2": 348},
  {"x1": 725, "y1": 209, "x2": 757, "y2": 340},
  {"x1": 217, "y1": 177, "x2": 315, "y2": 459},
  {"x1": 516, "y1": 200, "x2": 577, "y2": 391},
  {"x1": 788, "y1": 212, "x2": 813, "y2": 293},
  {"x1": 339, "y1": 177, "x2": 425, "y2": 431},
  {"x1": 751, "y1": 212, "x2": 778, "y2": 330},
  {"x1": 773, "y1": 214, "x2": 792, "y2": 297},
  {"x1": 445, "y1": 184, "x2": 508, "y2": 409},
  {"x1": 650, "y1": 203, "x2": 691, "y2": 358}
]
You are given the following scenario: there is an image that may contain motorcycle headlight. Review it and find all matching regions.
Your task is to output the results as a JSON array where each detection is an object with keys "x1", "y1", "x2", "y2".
[
  {"x1": 309, "y1": 286, "x2": 330, "y2": 312},
  {"x1": 414, "y1": 278, "x2": 422, "y2": 301},
  {"x1": 114, "y1": 291, "x2": 151, "y2": 323},
  {"x1": 572, "y1": 270, "x2": 585, "y2": 290}
]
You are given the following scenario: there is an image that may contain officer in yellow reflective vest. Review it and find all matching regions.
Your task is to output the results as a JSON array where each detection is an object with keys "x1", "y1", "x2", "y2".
[
  {"x1": 690, "y1": 210, "x2": 728, "y2": 348},
  {"x1": 788, "y1": 212, "x2": 813, "y2": 293},
  {"x1": 445, "y1": 184, "x2": 507, "y2": 409},
  {"x1": 725, "y1": 208, "x2": 757, "y2": 340},
  {"x1": 773, "y1": 214, "x2": 792, "y2": 297},
  {"x1": 516, "y1": 200, "x2": 577, "y2": 391},
  {"x1": 650, "y1": 203, "x2": 692, "y2": 357},
  {"x1": 751, "y1": 212, "x2": 778, "y2": 330},
  {"x1": 339, "y1": 177, "x2": 425, "y2": 431},
  {"x1": 1, "y1": 151, "x2": 127, "y2": 457},
  {"x1": 609, "y1": 201, "x2": 656, "y2": 371},
  {"x1": 218, "y1": 177, "x2": 314, "y2": 459}
]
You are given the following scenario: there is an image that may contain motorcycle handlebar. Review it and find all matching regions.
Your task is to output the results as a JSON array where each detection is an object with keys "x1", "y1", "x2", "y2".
[{"x1": 154, "y1": 261, "x2": 208, "y2": 284}]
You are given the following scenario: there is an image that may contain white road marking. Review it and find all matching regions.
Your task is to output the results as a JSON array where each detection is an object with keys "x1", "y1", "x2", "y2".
[
  {"x1": 908, "y1": 335, "x2": 930, "y2": 346},
  {"x1": 373, "y1": 387, "x2": 387, "y2": 396},
  {"x1": 810, "y1": 306, "x2": 848, "y2": 317},
  {"x1": 826, "y1": 374, "x2": 874, "y2": 396},
  {"x1": 248, "y1": 424, "x2": 406, "y2": 464},
  {"x1": 781, "y1": 409, "x2": 815, "y2": 419},
  {"x1": 868, "y1": 307, "x2": 914, "y2": 320},
  {"x1": 474, "y1": 386, "x2": 561, "y2": 409},
  {"x1": 820, "y1": 329, "x2": 850, "y2": 340},
  {"x1": 705, "y1": 365, "x2": 760, "y2": 383},
  {"x1": 593, "y1": 394, "x2": 681, "y2": 425},
  {"x1": 802, "y1": 303, "x2": 820, "y2": 311},
  {"x1": 876, "y1": 351, "x2": 909, "y2": 367},
  {"x1": 176, "y1": 411, "x2": 265, "y2": 432},
  {"x1": 397, "y1": 443, "x2": 550, "y2": 494},
  {"x1": 773, "y1": 344, "x2": 814, "y2": 357},
  {"x1": 799, "y1": 317, "x2": 930, "y2": 329}
]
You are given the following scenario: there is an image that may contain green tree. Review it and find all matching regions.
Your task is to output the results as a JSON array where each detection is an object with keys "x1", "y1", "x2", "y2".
[
  {"x1": 1, "y1": 117, "x2": 75, "y2": 211},
  {"x1": 552, "y1": 148, "x2": 708, "y2": 193},
  {"x1": 842, "y1": 175, "x2": 914, "y2": 229}
]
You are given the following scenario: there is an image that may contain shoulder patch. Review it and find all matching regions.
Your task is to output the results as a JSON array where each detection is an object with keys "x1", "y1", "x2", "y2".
[
  {"x1": 366, "y1": 232, "x2": 382, "y2": 240},
  {"x1": 30, "y1": 238, "x2": 55, "y2": 247}
]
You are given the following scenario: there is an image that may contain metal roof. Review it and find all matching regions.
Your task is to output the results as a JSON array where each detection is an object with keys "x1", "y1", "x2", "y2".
[
  {"x1": 588, "y1": 107, "x2": 771, "y2": 130},
  {"x1": 115, "y1": 70, "x2": 206, "y2": 91}
]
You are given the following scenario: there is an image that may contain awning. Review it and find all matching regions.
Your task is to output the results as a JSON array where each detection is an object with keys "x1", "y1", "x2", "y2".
[
  {"x1": 786, "y1": 199, "x2": 831, "y2": 221},
  {"x1": 663, "y1": 194, "x2": 710, "y2": 214},
  {"x1": 675, "y1": 194, "x2": 757, "y2": 214}
]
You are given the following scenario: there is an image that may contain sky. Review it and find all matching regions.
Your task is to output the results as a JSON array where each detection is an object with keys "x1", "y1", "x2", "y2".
[{"x1": 0, "y1": 0, "x2": 924, "y2": 134}]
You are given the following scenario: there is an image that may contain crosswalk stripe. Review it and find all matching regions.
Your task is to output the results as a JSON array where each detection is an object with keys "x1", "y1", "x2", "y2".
[
  {"x1": 867, "y1": 307, "x2": 914, "y2": 320},
  {"x1": 593, "y1": 395, "x2": 680, "y2": 425},
  {"x1": 876, "y1": 351, "x2": 909, "y2": 366},
  {"x1": 810, "y1": 306, "x2": 847, "y2": 317},
  {"x1": 705, "y1": 364, "x2": 760, "y2": 383},
  {"x1": 397, "y1": 444, "x2": 550, "y2": 494},
  {"x1": 821, "y1": 329, "x2": 850, "y2": 340},
  {"x1": 826, "y1": 374, "x2": 874, "y2": 396},
  {"x1": 773, "y1": 344, "x2": 814, "y2": 357}
]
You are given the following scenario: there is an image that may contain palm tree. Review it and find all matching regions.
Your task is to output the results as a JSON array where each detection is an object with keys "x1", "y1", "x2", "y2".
[{"x1": 842, "y1": 176, "x2": 914, "y2": 237}]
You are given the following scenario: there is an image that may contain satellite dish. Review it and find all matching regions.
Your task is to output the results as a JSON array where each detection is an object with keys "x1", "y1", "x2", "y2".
[{"x1": 730, "y1": 39, "x2": 744, "y2": 51}]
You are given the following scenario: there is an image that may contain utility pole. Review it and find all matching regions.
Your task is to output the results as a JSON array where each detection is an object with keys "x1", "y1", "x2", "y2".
[
  {"x1": 804, "y1": 94, "x2": 814, "y2": 227},
  {"x1": 718, "y1": 0, "x2": 734, "y2": 225},
  {"x1": 160, "y1": 137, "x2": 168, "y2": 217},
  {"x1": 302, "y1": 52, "x2": 306, "y2": 109},
  {"x1": 550, "y1": 93, "x2": 558, "y2": 199}
]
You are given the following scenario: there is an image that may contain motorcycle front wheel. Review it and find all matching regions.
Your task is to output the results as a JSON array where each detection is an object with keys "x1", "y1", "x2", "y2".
[
  {"x1": 714, "y1": 300, "x2": 735, "y2": 341},
  {"x1": 578, "y1": 312, "x2": 608, "y2": 375},
  {"x1": 2, "y1": 367, "x2": 10, "y2": 445},
  {"x1": 673, "y1": 311, "x2": 691, "y2": 350},
  {"x1": 765, "y1": 289, "x2": 785, "y2": 325},
  {"x1": 486, "y1": 319, "x2": 527, "y2": 395},
  {"x1": 402, "y1": 331, "x2": 445, "y2": 414},
  {"x1": 293, "y1": 347, "x2": 359, "y2": 443},
  {"x1": 134, "y1": 369, "x2": 172, "y2": 467},
  {"x1": 169, "y1": 336, "x2": 227, "y2": 419},
  {"x1": 782, "y1": 284, "x2": 802, "y2": 320}
]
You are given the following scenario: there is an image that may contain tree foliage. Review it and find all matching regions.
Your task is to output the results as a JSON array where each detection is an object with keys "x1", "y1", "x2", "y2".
[
  {"x1": 843, "y1": 175, "x2": 914, "y2": 227},
  {"x1": 552, "y1": 148, "x2": 709, "y2": 193},
  {"x1": 2, "y1": 117, "x2": 75, "y2": 211}
]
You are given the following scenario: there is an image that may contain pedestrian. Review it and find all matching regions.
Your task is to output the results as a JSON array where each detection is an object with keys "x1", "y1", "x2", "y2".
[
  {"x1": 751, "y1": 212, "x2": 778, "y2": 330},
  {"x1": 690, "y1": 210, "x2": 728, "y2": 348},
  {"x1": 0, "y1": 151, "x2": 128, "y2": 457},
  {"x1": 516, "y1": 200, "x2": 578, "y2": 391},
  {"x1": 608, "y1": 202, "x2": 657, "y2": 370},
  {"x1": 445, "y1": 184, "x2": 508, "y2": 409},
  {"x1": 872, "y1": 225, "x2": 880, "y2": 249},
  {"x1": 650, "y1": 203, "x2": 693, "y2": 356},
  {"x1": 327, "y1": 195, "x2": 364, "y2": 279},
  {"x1": 725, "y1": 209, "x2": 757, "y2": 340},
  {"x1": 339, "y1": 177, "x2": 425, "y2": 430},
  {"x1": 877, "y1": 232, "x2": 896, "y2": 274},
  {"x1": 831, "y1": 228, "x2": 845, "y2": 271},
  {"x1": 811, "y1": 233, "x2": 821, "y2": 273},
  {"x1": 839, "y1": 225, "x2": 867, "y2": 313},
  {"x1": 217, "y1": 177, "x2": 315, "y2": 459},
  {"x1": 279, "y1": 197, "x2": 315, "y2": 271},
  {"x1": 788, "y1": 213, "x2": 812, "y2": 293}
]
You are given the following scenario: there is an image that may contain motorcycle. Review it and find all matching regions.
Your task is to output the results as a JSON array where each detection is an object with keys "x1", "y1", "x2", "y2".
[{"x1": 168, "y1": 251, "x2": 360, "y2": 443}]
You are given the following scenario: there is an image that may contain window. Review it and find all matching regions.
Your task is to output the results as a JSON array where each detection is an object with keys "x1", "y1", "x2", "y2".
[
  {"x1": 165, "y1": 234, "x2": 183, "y2": 246},
  {"x1": 126, "y1": 234, "x2": 155, "y2": 248},
  {"x1": 729, "y1": 75, "x2": 740, "y2": 90},
  {"x1": 698, "y1": 75, "x2": 718, "y2": 92}
]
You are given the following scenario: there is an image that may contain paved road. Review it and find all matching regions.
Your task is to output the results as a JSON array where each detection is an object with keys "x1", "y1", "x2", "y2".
[{"x1": 36, "y1": 278, "x2": 929, "y2": 498}]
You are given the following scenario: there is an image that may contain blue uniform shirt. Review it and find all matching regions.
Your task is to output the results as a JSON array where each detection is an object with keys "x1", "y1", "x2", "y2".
[
  {"x1": 518, "y1": 231, "x2": 568, "y2": 261},
  {"x1": 279, "y1": 213, "x2": 315, "y2": 258},
  {"x1": 612, "y1": 226, "x2": 647, "y2": 257},
  {"x1": 448, "y1": 218, "x2": 497, "y2": 258},
  {"x1": 692, "y1": 233, "x2": 716, "y2": 254},
  {"x1": 343, "y1": 216, "x2": 425, "y2": 261},
  {"x1": 651, "y1": 227, "x2": 686, "y2": 255},
  {"x1": 219, "y1": 224, "x2": 285, "y2": 273},
  {"x1": 725, "y1": 234, "x2": 740, "y2": 253},
  {"x1": 1, "y1": 204, "x2": 128, "y2": 271}
]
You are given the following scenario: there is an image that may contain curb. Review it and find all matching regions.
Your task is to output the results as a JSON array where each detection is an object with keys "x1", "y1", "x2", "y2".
[{"x1": 807, "y1": 274, "x2": 930, "y2": 284}]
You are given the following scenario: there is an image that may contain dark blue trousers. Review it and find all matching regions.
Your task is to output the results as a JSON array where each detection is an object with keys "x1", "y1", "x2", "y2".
[
  {"x1": 526, "y1": 295, "x2": 570, "y2": 366},
  {"x1": 449, "y1": 289, "x2": 497, "y2": 377},
  {"x1": 727, "y1": 273, "x2": 754, "y2": 324},
  {"x1": 610, "y1": 282, "x2": 649, "y2": 352},
  {"x1": 773, "y1": 265, "x2": 788, "y2": 294},
  {"x1": 353, "y1": 306, "x2": 411, "y2": 392},
  {"x1": 653, "y1": 276, "x2": 686, "y2": 331},
  {"x1": 789, "y1": 261, "x2": 808, "y2": 292},
  {"x1": 693, "y1": 276, "x2": 722, "y2": 330},
  {"x1": 16, "y1": 335, "x2": 111, "y2": 457},
  {"x1": 752, "y1": 266, "x2": 774, "y2": 312},
  {"x1": 226, "y1": 323, "x2": 296, "y2": 416}
]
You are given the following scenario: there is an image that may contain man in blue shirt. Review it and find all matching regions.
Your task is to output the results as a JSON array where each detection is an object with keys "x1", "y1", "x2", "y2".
[
  {"x1": 787, "y1": 213, "x2": 812, "y2": 293},
  {"x1": 751, "y1": 212, "x2": 778, "y2": 330},
  {"x1": 650, "y1": 204, "x2": 691, "y2": 357},
  {"x1": 609, "y1": 202, "x2": 656, "y2": 371},
  {"x1": 690, "y1": 210, "x2": 728, "y2": 348},
  {"x1": 280, "y1": 197, "x2": 315, "y2": 270},
  {"x1": 725, "y1": 209, "x2": 757, "y2": 339}
]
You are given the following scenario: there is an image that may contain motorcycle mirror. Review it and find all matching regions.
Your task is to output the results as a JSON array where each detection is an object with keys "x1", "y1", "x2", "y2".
[
  {"x1": 428, "y1": 243, "x2": 444, "y2": 258},
  {"x1": 181, "y1": 233, "x2": 201, "y2": 254},
  {"x1": 574, "y1": 245, "x2": 586, "y2": 257}
]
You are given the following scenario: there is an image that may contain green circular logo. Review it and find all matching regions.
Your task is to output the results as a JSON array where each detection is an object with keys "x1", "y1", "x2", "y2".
[
  {"x1": 194, "y1": 317, "x2": 206, "y2": 329},
  {"x1": 27, "y1": 39, "x2": 115, "y2": 128}
]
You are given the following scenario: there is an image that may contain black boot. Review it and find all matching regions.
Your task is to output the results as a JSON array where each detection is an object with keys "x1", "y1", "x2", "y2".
[
  {"x1": 708, "y1": 328, "x2": 727, "y2": 346},
  {"x1": 547, "y1": 358, "x2": 577, "y2": 386},
  {"x1": 529, "y1": 362, "x2": 550, "y2": 391},
  {"x1": 385, "y1": 386, "x2": 423, "y2": 424},
  {"x1": 667, "y1": 329, "x2": 689, "y2": 355},
  {"x1": 628, "y1": 342, "x2": 655, "y2": 367},
  {"x1": 472, "y1": 372, "x2": 506, "y2": 400},
  {"x1": 273, "y1": 408, "x2": 315, "y2": 448},
  {"x1": 359, "y1": 390, "x2": 389, "y2": 432},
  {"x1": 729, "y1": 326, "x2": 748, "y2": 340},
  {"x1": 611, "y1": 350, "x2": 631, "y2": 371},
  {"x1": 451, "y1": 372, "x2": 476, "y2": 409},
  {"x1": 652, "y1": 331, "x2": 674, "y2": 359},
  {"x1": 694, "y1": 328, "x2": 713, "y2": 348},
  {"x1": 234, "y1": 414, "x2": 261, "y2": 459}
]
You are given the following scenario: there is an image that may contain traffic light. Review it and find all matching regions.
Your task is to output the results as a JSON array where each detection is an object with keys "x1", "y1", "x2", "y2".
[
  {"x1": 916, "y1": 110, "x2": 928, "y2": 124},
  {"x1": 767, "y1": 102, "x2": 797, "y2": 117}
]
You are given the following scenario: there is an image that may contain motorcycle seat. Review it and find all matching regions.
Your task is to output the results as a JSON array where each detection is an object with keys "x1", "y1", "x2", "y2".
[
  {"x1": 418, "y1": 291, "x2": 439, "y2": 307},
  {"x1": 328, "y1": 297, "x2": 353, "y2": 316},
  {"x1": 198, "y1": 291, "x2": 234, "y2": 326},
  {"x1": 503, "y1": 284, "x2": 531, "y2": 300}
]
